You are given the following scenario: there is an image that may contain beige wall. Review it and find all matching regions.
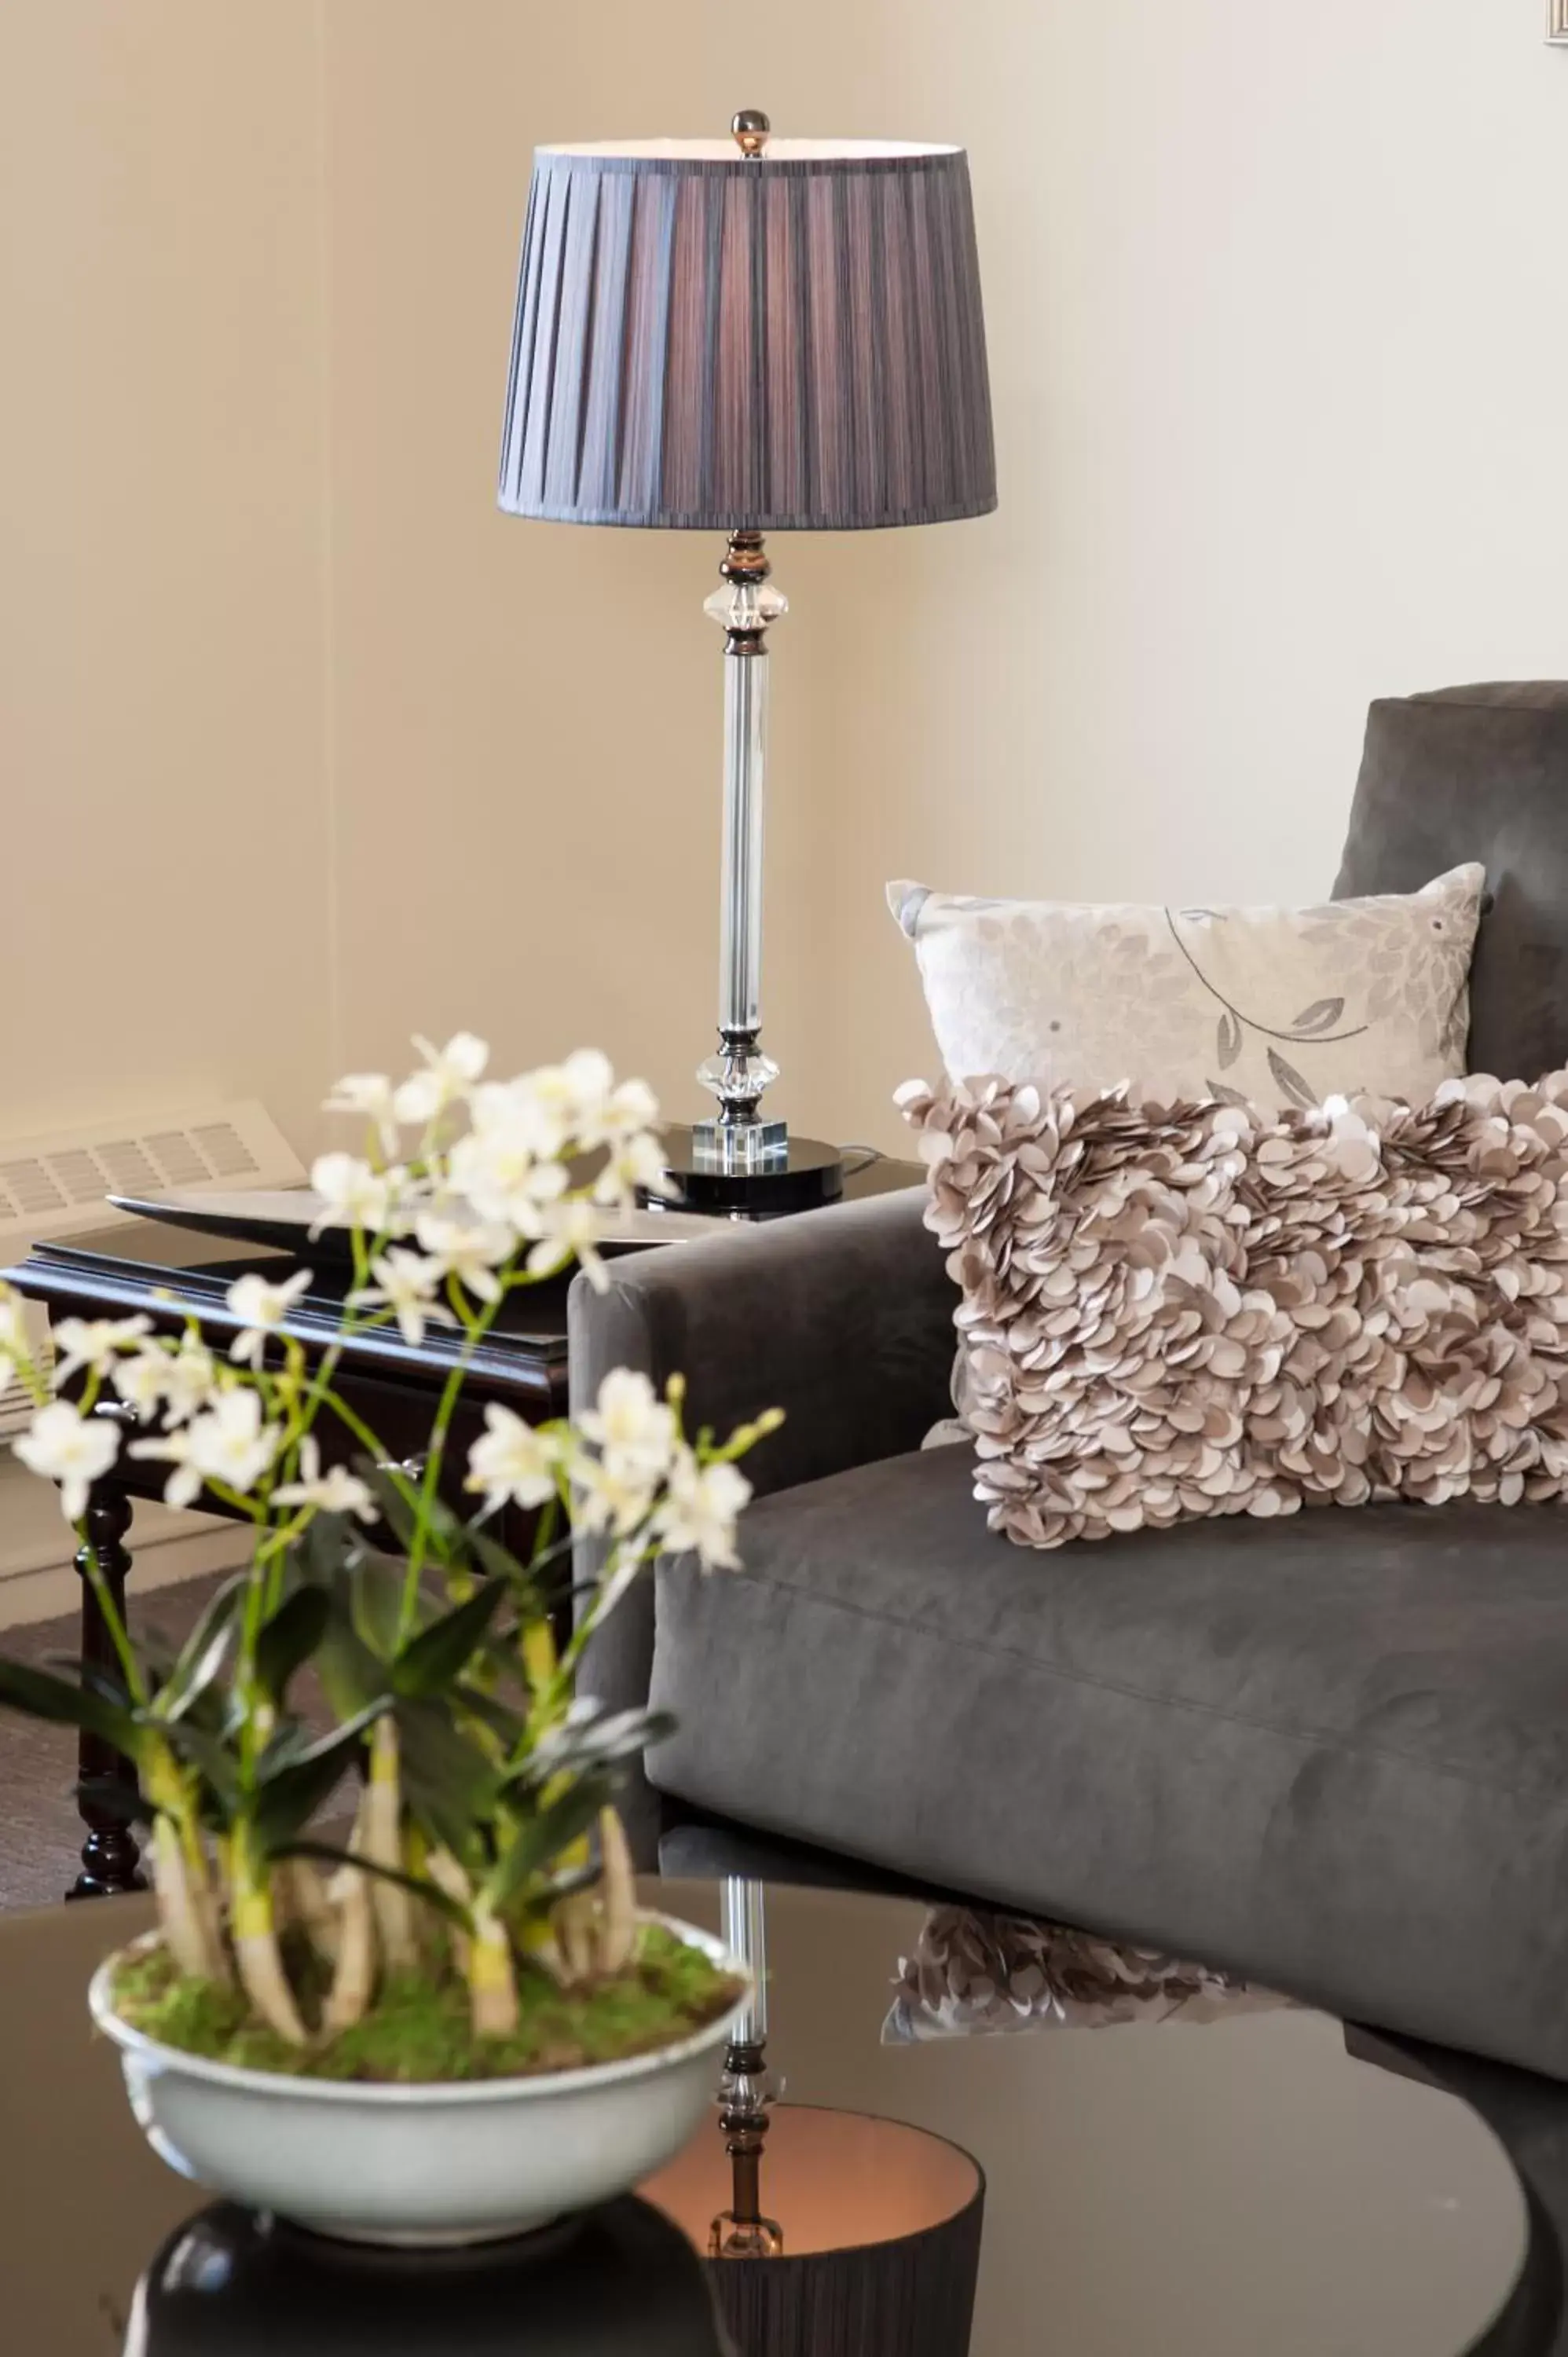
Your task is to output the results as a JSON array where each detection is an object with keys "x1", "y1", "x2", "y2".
[
  {"x1": 4, "y1": 1, "x2": 1567, "y2": 1170},
  {"x1": 0, "y1": 2, "x2": 332, "y2": 1151}
]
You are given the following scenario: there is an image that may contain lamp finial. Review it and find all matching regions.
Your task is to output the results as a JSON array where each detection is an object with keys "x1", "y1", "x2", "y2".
[{"x1": 731, "y1": 109, "x2": 771, "y2": 159}]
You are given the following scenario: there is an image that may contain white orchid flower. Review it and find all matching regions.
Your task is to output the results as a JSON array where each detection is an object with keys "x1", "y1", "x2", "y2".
[
  {"x1": 309, "y1": 1152, "x2": 401, "y2": 1239},
  {"x1": 347, "y1": 1249, "x2": 456, "y2": 1347},
  {"x1": 448, "y1": 1117, "x2": 568, "y2": 1235},
  {"x1": 272, "y1": 1436, "x2": 377, "y2": 1523},
  {"x1": 592, "y1": 1128, "x2": 669, "y2": 1210},
  {"x1": 568, "y1": 1068, "x2": 659, "y2": 1153},
  {"x1": 578, "y1": 1368, "x2": 676, "y2": 1484},
  {"x1": 323, "y1": 1071, "x2": 401, "y2": 1158},
  {"x1": 128, "y1": 1426, "x2": 200, "y2": 1509},
  {"x1": 494, "y1": 1048, "x2": 647, "y2": 1159},
  {"x1": 50, "y1": 1314, "x2": 152, "y2": 1385},
  {"x1": 134, "y1": 1388, "x2": 281, "y2": 1509},
  {"x1": 189, "y1": 1391, "x2": 281, "y2": 1494},
  {"x1": 14, "y1": 1400, "x2": 122, "y2": 1521},
  {"x1": 226, "y1": 1270, "x2": 313, "y2": 1366},
  {"x1": 465, "y1": 1403, "x2": 562, "y2": 1513},
  {"x1": 599, "y1": 1076, "x2": 660, "y2": 1141},
  {"x1": 110, "y1": 1347, "x2": 174, "y2": 1419},
  {"x1": 544, "y1": 1048, "x2": 615, "y2": 1138},
  {"x1": 526, "y1": 1198, "x2": 607, "y2": 1292},
  {"x1": 161, "y1": 1336, "x2": 219, "y2": 1426},
  {"x1": 464, "y1": 1076, "x2": 572, "y2": 1166},
  {"x1": 571, "y1": 1451, "x2": 661, "y2": 1539},
  {"x1": 414, "y1": 1210, "x2": 515, "y2": 1306},
  {"x1": 393, "y1": 1032, "x2": 490, "y2": 1127},
  {"x1": 653, "y1": 1449, "x2": 752, "y2": 1571}
]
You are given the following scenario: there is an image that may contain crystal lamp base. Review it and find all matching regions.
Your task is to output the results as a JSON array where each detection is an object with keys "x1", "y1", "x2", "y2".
[
  {"x1": 691, "y1": 1119, "x2": 789, "y2": 1174},
  {"x1": 656, "y1": 1127, "x2": 845, "y2": 1219}
]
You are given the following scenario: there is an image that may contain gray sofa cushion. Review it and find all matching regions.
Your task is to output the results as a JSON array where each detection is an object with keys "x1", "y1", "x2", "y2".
[
  {"x1": 649, "y1": 1442, "x2": 1568, "y2": 2080},
  {"x1": 1335, "y1": 681, "x2": 1568, "y2": 1084}
]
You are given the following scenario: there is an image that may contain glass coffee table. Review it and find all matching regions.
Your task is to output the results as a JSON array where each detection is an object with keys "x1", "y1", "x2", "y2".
[{"x1": 0, "y1": 1879, "x2": 1551, "y2": 2356}]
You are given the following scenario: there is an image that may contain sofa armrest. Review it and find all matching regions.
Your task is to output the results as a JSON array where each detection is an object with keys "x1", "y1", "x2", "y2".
[{"x1": 566, "y1": 1186, "x2": 956, "y2": 1740}]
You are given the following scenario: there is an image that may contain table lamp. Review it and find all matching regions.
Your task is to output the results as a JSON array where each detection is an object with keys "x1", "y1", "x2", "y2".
[{"x1": 498, "y1": 114, "x2": 995, "y2": 1214}]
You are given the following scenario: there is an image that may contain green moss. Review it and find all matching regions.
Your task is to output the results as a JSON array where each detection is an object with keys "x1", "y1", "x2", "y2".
[{"x1": 108, "y1": 1926, "x2": 741, "y2": 2084}]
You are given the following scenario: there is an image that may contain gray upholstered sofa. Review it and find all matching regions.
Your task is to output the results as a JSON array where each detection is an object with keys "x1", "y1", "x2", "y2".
[{"x1": 571, "y1": 684, "x2": 1568, "y2": 2083}]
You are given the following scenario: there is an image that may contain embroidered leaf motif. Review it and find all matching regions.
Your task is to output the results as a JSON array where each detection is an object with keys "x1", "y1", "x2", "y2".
[
  {"x1": 1205, "y1": 1078, "x2": 1251, "y2": 1108},
  {"x1": 1290, "y1": 997, "x2": 1345, "y2": 1036},
  {"x1": 1216, "y1": 1010, "x2": 1243, "y2": 1069},
  {"x1": 1267, "y1": 1047, "x2": 1317, "y2": 1110}
]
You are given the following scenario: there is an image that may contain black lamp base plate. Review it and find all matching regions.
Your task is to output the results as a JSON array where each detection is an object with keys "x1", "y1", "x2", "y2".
[{"x1": 654, "y1": 1131, "x2": 845, "y2": 1219}]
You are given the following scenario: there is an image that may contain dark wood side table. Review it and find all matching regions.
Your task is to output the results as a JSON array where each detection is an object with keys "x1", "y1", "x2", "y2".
[{"x1": 1, "y1": 1139, "x2": 921, "y2": 1901}]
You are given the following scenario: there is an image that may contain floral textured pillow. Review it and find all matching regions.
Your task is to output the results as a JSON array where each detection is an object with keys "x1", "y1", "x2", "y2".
[
  {"x1": 899, "y1": 1069, "x2": 1568, "y2": 1549},
  {"x1": 882, "y1": 1906, "x2": 1284, "y2": 2044},
  {"x1": 888, "y1": 865, "x2": 1484, "y2": 1109}
]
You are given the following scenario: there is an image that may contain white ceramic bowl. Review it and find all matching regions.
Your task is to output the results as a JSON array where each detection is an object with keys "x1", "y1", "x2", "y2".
[{"x1": 90, "y1": 1915, "x2": 747, "y2": 2246}]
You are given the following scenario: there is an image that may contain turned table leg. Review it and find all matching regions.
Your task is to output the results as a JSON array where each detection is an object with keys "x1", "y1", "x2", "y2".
[{"x1": 66, "y1": 1481, "x2": 145, "y2": 1901}]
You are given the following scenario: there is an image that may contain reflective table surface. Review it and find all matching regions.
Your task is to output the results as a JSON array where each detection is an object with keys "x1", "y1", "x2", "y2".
[{"x1": 0, "y1": 1878, "x2": 1545, "y2": 2356}]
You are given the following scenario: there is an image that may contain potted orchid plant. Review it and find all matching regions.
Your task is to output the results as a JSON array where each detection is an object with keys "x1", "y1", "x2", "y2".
[{"x1": 0, "y1": 1036, "x2": 772, "y2": 2245}]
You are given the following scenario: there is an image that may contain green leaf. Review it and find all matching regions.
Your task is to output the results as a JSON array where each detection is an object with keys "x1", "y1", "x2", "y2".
[
  {"x1": 485, "y1": 1779, "x2": 610, "y2": 1914},
  {"x1": 253, "y1": 1587, "x2": 331, "y2": 1707},
  {"x1": 314, "y1": 1593, "x2": 387, "y2": 1721},
  {"x1": 397, "y1": 1699, "x2": 506, "y2": 1858},
  {"x1": 350, "y1": 1552, "x2": 407, "y2": 1660},
  {"x1": 529, "y1": 1857, "x2": 603, "y2": 1908},
  {"x1": 160, "y1": 1721, "x2": 242, "y2": 1814},
  {"x1": 297, "y1": 1509, "x2": 357, "y2": 1585},
  {"x1": 460, "y1": 1525, "x2": 533, "y2": 1590},
  {"x1": 0, "y1": 1659, "x2": 147, "y2": 1761},
  {"x1": 249, "y1": 1719, "x2": 374, "y2": 1856},
  {"x1": 452, "y1": 1681, "x2": 527, "y2": 1750},
  {"x1": 41, "y1": 1653, "x2": 132, "y2": 1714},
  {"x1": 159, "y1": 1572, "x2": 247, "y2": 1723},
  {"x1": 257, "y1": 1697, "x2": 386, "y2": 1783},
  {"x1": 393, "y1": 1579, "x2": 511, "y2": 1699},
  {"x1": 361, "y1": 1463, "x2": 463, "y2": 1564},
  {"x1": 249, "y1": 1759, "x2": 351, "y2": 1853}
]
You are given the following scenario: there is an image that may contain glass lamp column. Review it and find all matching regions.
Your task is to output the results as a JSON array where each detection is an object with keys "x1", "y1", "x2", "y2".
[
  {"x1": 658, "y1": 530, "x2": 846, "y2": 1216},
  {"x1": 695, "y1": 530, "x2": 788, "y2": 1157}
]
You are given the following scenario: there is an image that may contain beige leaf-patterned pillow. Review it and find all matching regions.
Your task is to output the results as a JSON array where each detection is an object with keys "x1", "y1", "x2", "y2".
[
  {"x1": 899, "y1": 1069, "x2": 1568, "y2": 1550},
  {"x1": 888, "y1": 865, "x2": 1484, "y2": 1109}
]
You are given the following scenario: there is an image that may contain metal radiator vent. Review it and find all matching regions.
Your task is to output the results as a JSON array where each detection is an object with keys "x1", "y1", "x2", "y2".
[{"x1": 0, "y1": 1099, "x2": 304, "y2": 1439}]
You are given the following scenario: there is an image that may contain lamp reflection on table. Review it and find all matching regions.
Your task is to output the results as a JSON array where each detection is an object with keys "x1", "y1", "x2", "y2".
[
  {"x1": 643, "y1": 1881, "x2": 987, "y2": 2357},
  {"x1": 645, "y1": 2103, "x2": 984, "y2": 2357}
]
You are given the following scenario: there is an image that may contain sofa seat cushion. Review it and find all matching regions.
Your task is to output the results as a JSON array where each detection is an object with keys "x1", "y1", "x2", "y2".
[{"x1": 648, "y1": 1442, "x2": 1568, "y2": 2079}]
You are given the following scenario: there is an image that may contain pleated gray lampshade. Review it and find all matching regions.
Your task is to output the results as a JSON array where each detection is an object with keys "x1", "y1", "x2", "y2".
[{"x1": 497, "y1": 138, "x2": 996, "y2": 533}]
